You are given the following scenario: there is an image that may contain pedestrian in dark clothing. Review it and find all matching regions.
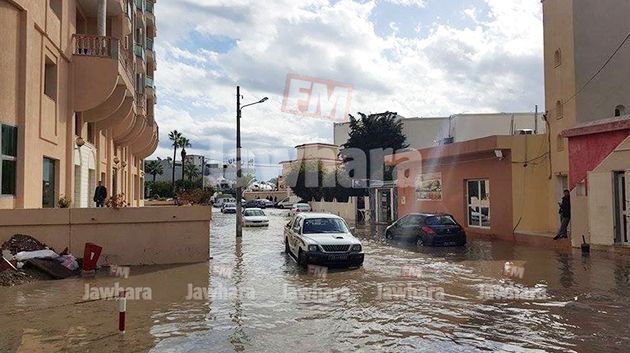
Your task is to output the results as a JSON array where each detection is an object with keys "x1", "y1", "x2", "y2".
[
  {"x1": 554, "y1": 190, "x2": 571, "y2": 240},
  {"x1": 94, "y1": 181, "x2": 107, "y2": 207}
]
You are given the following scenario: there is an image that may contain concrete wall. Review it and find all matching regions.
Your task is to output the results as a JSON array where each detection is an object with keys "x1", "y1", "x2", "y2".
[
  {"x1": 0, "y1": 206, "x2": 211, "y2": 265},
  {"x1": 309, "y1": 197, "x2": 363, "y2": 225},
  {"x1": 573, "y1": 0, "x2": 630, "y2": 123}
]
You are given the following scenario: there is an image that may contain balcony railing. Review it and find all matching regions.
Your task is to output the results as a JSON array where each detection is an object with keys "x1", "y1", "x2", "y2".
[
  {"x1": 146, "y1": 2, "x2": 154, "y2": 13},
  {"x1": 135, "y1": 0, "x2": 145, "y2": 12},
  {"x1": 74, "y1": 35, "x2": 118, "y2": 58},
  {"x1": 73, "y1": 34, "x2": 134, "y2": 88},
  {"x1": 136, "y1": 92, "x2": 146, "y2": 111},
  {"x1": 134, "y1": 43, "x2": 145, "y2": 60},
  {"x1": 146, "y1": 39, "x2": 153, "y2": 51},
  {"x1": 145, "y1": 76, "x2": 154, "y2": 88}
]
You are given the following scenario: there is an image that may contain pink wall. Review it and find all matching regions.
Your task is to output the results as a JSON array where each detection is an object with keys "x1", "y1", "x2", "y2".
[
  {"x1": 567, "y1": 129, "x2": 630, "y2": 190},
  {"x1": 397, "y1": 151, "x2": 514, "y2": 239}
]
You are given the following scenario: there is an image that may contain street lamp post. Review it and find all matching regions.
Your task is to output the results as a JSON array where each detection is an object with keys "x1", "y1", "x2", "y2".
[{"x1": 236, "y1": 86, "x2": 268, "y2": 238}]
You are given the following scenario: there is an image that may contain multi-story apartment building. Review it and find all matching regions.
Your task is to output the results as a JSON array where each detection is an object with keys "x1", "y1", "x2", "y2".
[
  {"x1": 543, "y1": 0, "x2": 630, "y2": 247},
  {"x1": 0, "y1": 0, "x2": 158, "y2": 209}
]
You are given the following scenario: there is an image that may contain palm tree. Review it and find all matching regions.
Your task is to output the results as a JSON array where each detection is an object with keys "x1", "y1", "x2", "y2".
[
  {"x1": 144, "y1": 160, "x2": 164, "y2": 182},
  {"x1": 178, "y1": 137, "x2": 192, "y2": 181},
  {"x1": 168, "y1": 130, "x2": 182, "y2": 189},
  {"x1": 184, "y1": 163, "x2": 200, "y2": 180}
]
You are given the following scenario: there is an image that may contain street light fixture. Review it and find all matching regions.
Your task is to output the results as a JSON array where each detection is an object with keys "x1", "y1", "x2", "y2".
[{"x1": 236, "y1": 86, "x2": 268, "y2": 238}]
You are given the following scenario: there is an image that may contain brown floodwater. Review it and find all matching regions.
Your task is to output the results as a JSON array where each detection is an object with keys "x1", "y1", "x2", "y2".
[{"x1": 1, "y1": 208, "x2": 630, "y2": 353}]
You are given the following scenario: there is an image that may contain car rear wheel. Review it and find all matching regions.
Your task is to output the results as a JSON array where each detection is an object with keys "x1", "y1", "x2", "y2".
[
  {"x1": 416, "y1": 237, "x2": 425, "y2": 247},
  {"x1": 385, "y1": 229, "x2": 394, "y2": 240}
]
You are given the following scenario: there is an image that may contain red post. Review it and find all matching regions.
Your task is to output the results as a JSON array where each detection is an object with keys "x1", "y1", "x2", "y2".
[{"x1": 118, "y1": 290, "x2": 127, "y2": 333}]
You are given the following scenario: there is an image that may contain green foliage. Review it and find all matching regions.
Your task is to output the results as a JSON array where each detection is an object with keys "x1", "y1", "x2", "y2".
[
  {"x1": 286, "y1": 162, "x2": 353, "y2": 203},
  {"x1": 340, "y1": 111, "x2": 408, "y2": 194},
  {"x1": 144, "y1": 160, "x2": 164, "y2": 182},
  {"x1": 146, "y1": 180, "x2": 175, "y2": 199},
  {"x1": 184, "y1": 163, "x2": 200, "y2": 180}
]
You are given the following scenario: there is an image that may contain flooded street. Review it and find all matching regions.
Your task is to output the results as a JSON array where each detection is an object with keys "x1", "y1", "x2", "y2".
[{"x1": 2, "y1": 209, "x2": 630, "y2": 352}]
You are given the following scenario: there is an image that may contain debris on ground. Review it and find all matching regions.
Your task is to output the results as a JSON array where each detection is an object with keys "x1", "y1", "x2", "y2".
[
  {"x1": 1, "y1": 234, "x2": 50, "y2": 255},
  {"x1": 1, "y1": 234, "x2": 83, "y2": 286}
]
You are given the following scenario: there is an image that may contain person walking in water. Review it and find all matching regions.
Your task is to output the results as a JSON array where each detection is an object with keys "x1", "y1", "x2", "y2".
[
  {"x1": 554, "y1": 190, "x2": 571, "y2": 240},
  {"x1": 93, "y1": 181, "x2": 107, "y2": 207}
]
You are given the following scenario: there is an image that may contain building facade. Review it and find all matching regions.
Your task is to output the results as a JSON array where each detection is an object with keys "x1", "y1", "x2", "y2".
[
  {"x1": 544, "y1": 0, "x2": 630, "y2": 248},
  {"x1": 278, "y1": 143, "x2": 341, "y2": 190},
  {"x1": 0, "y1": 0, "x2": 158, "y2": 209},
  {"x1": 333, "y1": 113, "x2": 544, "y2": 149}
]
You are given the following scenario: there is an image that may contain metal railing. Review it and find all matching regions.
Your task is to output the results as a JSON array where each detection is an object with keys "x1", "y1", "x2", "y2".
[
  {"x1": 146, "y1": 39, "x2": 153, "y2": 51},
  {"x1": 73, "y1": 34, "x2": 134, "y2": 88},
  {"x1": 135, "y1": 0, "x2": 145, "y2": 11},
  {"x1": 145, "y1": 76, "x2": 154, "y2": 88},
  {"x1": 74, "y1": 34, "x2": 118, "y2": 58},
  {"x1": 134, "y1": 43, "x2": 145, "y2": 60},
  {"x1": 146, "y1": 2, "x2": 154, "y2": 13}
]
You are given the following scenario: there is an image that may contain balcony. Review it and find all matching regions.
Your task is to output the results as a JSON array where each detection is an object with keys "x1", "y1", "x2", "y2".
[
  {"x1": 146, "y1": 39, "x2": 154, "y2": 63},
  {"x1": 72, "y1": 34, "x2": 134, "y2": 112},
  {"x1": 134, "y1": 43, "x2": 145, "y2": 61},
  {"x1": 145, "y1": 1, "x2": 155, "y2": 27},
  {"x1": 145, "y1": 76, "x2": 155, "y2": 98},
  {"x1": 135, "y1": 0, "x2": 145, "y2": 12}
]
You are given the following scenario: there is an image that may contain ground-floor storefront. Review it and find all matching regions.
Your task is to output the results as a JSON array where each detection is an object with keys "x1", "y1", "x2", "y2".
[
  {"x1": 562, "y1": 116, "x2": 630, "y2": 248},
  {"x1": 387, "y1": 135, "x2": 559, "y2": 242}
]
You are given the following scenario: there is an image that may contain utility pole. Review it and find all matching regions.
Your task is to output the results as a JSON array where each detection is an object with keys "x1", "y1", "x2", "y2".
[
  {"x1": 236, "y1": 86, "x2": 243, "y2": 238},
  {"x1": 234, "y1": 86, "x2": 268, "y2": 238}
]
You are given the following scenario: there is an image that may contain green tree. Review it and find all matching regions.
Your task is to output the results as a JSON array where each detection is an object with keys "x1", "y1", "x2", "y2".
[
  {"x1": 184, "y1": 163, "x2": 200, "y2": 180},
  {"x1": 144, "y1": 160, "x2": 163, "y2": 182},
  {"x1": 339, "y1": 111, "x2": 408, "y2": 195},
  {"x1": 178, "y1": 136, "x2": 192, "y2": 181},
  {"x1": 168, "y1": 130, "x2": 182, "y2": 189}
]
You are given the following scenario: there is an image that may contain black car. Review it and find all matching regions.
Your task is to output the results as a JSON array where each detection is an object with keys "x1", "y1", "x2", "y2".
[
  {"x1": 244, "y1": 199, "x2": 266, "y2": 209},
  {"x1": 384, "y1": 213, "x2": 466, "y2": 247}
]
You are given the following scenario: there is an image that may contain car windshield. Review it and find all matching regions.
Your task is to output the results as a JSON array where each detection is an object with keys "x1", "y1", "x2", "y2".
[
  {"x1": 225, "y1": 203, "x2": 235, "y2": 208},
  {"x1": 244, "y1": 210, "x2": 265, "y2": 216},
  {"x1": 302, "y1": 218, "x2": 349, "y2": 234},
  {"x1": 296, "y1": 204, "x2": 309, "y2": 209},
  {"x1": 426, "y1": 215, "x2": 457, "y2": 226}
]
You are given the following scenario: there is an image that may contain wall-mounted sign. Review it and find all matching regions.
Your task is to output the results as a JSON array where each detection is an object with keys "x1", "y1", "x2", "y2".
[{"x1": 415, "y1": 172, "x2": 442, "y2": 200}]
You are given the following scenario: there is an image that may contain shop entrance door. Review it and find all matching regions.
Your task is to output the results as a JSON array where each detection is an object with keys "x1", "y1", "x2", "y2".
[{"x1": 614, "y1": 172, "x2": 628, "y2": 245}]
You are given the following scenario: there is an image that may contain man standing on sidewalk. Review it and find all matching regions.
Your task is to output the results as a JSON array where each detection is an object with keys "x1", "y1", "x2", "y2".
[
  {"x1": 93, "y1": 181, "x2": 107, "y2": 208},
  {"x1": 554, "y1": 190, "x2": 571, "y2": 240}
]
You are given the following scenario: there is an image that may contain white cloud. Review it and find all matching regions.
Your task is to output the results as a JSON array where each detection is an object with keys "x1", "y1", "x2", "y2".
[
  {"x1": 383, "y1": 0, "x2": 427, "y2": 8},
  {"x1": 152, "y1": 0, "x2": 544, "y2": 179}
]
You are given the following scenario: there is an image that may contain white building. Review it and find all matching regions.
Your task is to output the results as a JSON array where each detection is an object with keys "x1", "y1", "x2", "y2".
[{"x1": 333, "y1": 113, "x2": 545, "y2": 149}]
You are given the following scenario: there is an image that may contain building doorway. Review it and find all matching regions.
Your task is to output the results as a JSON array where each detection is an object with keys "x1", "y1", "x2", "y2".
[
  {"x1": 42, "y1": 157, "x2": 56, "y2": 208},
  {"x1": 376, "y1": 187, "x2": 395, "y2": 224},
  {"x1": 614, "y1": 172, "x2": 628, "y2": 245}
]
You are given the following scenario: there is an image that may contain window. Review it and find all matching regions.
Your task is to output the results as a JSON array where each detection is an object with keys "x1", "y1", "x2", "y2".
[
  {"x1": 467, "y1": 179, "x2": 490, "y2": 228},
  {"x1": 555, "y1": 100, "x2": 563, "y2": 119},
  {"x1": 615, "y1": 105, "x2": 626, "y2": 117},
  {"x1": 554, "y1": 49, "x2": 562, "y2": 67},
  {"x1": 44, "y1": 57, "x2": 57, "y2": 100},
  {"x1": 557, "y1": 134, "x2": 565, "y2": 152},
  {"x1": 74, "y1": 115, "x2": 81, "y2": 136},
  {"x1": 1, "y1": 125, "x2": 17, "y2": 195},
  {"x1": 50, "y1": 0, "x2": 62, "y2": 19},
  {"x1": 87, "y1": 122, "x2": 95, "y2": 144},
  {"x1": 43, "y1": 157, "x2": 57, "y2": 208}
]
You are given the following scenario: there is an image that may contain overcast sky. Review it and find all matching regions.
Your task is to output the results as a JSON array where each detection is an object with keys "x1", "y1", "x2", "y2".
[{"x1": 152, "y1": 0, "x2": 544, "y2": 181}]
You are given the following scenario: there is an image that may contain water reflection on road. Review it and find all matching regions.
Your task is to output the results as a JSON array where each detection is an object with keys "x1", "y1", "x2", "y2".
[{"x1": 2, "y1": 208, "x2": 630, "y2": 352}]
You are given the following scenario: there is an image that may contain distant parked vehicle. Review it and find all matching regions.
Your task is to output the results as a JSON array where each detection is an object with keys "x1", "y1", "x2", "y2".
[
  {"x1": 384, "y1": 213, "x2": 466, "y2": 247},
  {"x1": 289, "y1": 203, "x2": 311, "y2": 217},
  {"x1": 214, "y1": 196, "x2": 235, "y2": 208},
  {"x1": 221, "y1": 202, "x2": 237, "y2": 214},
  {"x1": 260, "y1": 199, "x2": 275, "y2": 208},
  {"x1": 244, "y1": 199, "x2": 266, "y2": 209},
  {"x1": 242, "y1": 208, "x2": 269, "y2": 227},
  {"x1": 276, "y1": 196, "x2": 301, "y2": 209}
]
